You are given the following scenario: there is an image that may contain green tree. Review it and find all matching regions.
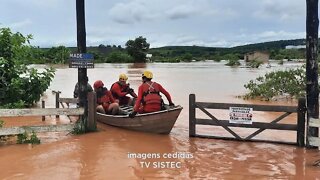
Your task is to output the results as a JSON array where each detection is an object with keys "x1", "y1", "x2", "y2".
[
  {"x1": 0, "y1": 28, "x2": 55, "y2": 107},
  {"x1": 243, "y1": 66, "x2": 306, "y2": 100},
  {"x1": 181, "y1": 53, "x2": 193, "y2": 62},
  {"x1": 125, "y1": 36, "x2": 150, "y2": 62},
  {"x1": 247, "y1": 59, "x2": 263, "y2": 68},
  {"x1": 28, "y1": 47, "x2": 48, "y2": 64},
  {"x1": 106, "y1": 51, "x2": 133, "y2": 63},
  {"x1": 225, "y1": 59, "x2": 240, "y2": 66},
  {"x1": 46, "y1": 46, "x2": 70, "y2": 64}
]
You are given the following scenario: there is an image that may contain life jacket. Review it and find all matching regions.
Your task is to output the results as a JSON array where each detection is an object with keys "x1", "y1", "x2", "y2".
[
  {"x1": 141, "y1": 82, "x2": 162, "y2": 105},
  {"x1": 110, "y1": 81, "x2": 129, "y2": 99},
  {"x1": 96, "y1": 88, "x2": 112, "y2": 107}
]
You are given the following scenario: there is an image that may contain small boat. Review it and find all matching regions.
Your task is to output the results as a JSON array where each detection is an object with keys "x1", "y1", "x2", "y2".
[{"x1": 96, "y1": 105, "x2": 183, "y2": 134}]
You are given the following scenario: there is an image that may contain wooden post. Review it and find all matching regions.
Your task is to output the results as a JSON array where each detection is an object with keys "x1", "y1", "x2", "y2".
[
  {"x1": 42, "y1": 100, "x2": 45, "y2": 121},
  {"x1": 297, "y1": 98, "x2": 306, "y2": 147},
  {"x1": 306, "y1": 0, "x2": 319, "y2": 147},
  {"x1": 87, "y1": 92, "x2": 97, "y2": 131},
  {"x1": 189, "y1": 94, "x2": 196, "y2": 137},
  {"x1": 76, "y1": 0, "x2": 88, "y2": 131},
  {"x1": 55, "y1": 91, "x2": 60, "y2": 118}
]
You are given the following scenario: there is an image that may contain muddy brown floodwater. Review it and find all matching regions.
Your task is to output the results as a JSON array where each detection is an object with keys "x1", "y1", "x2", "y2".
[{"x1": 0, "y1": 61, "x2": 319, "y2": 179}]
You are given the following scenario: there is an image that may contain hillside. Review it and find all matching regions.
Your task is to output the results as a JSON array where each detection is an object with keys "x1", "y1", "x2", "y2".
[
  {"x1": 149, "y1": 39, "x2": 306, "y2": 55},
  {"x1": 147, "y1": 38, "x2": 306, "y2": 61},
  {"x1": 36, "y1": 38, "x2": 306, "y2": 64},
  {"x1": 231, "y1": 39, "x2": 306, "y2": 53}
]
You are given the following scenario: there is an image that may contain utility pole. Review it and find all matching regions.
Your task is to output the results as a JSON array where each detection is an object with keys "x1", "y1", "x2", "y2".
[
  {"x1": 306, "y1": 0, "x2": 319, "y2": 147},
  {"x1": 76, "y1": 0, "x2": 88, "y2": 131}
]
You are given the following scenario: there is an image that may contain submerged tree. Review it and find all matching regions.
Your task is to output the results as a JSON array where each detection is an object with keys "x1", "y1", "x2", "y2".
[
  {"x1": 46, "y1": 45, "x2": 70, "y2": 64},
  {"x1": 125, "y1": 36, "x2": 150, "y2": 63},
  {"x1": 243, "y1": 66, "x2": 307, "y2": 101},
  {"x1": 0, "y1": 28, "x2": 55, "y2": 108}
]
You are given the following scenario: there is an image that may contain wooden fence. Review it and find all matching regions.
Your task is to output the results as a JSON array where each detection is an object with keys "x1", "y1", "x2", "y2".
[
  {"x1": 308, "y1": 118, "x2": 320, "y2": 147},
  {"x1": 0, "y1": 92, "x2": 96, "y2": 136},
  {"x1": 189, "y1": 94, "x2": 306, "y2": 146}
]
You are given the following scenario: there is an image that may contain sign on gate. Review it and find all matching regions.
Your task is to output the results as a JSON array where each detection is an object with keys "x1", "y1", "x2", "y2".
[
  {"x1": 69, "y1": 53, "x2": 94, "y2": 68},
  {"x1": 229, "y1": 107, "x2": 253, "y2": 124}
]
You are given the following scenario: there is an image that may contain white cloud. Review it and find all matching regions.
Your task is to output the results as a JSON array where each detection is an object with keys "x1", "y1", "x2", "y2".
[
  {"x1": 166, "y1": 5, "x2": 199, "y2": 20},
  {"x1": 9, "y1": 0, "x2": 62, "y2": 8},
  {"x1": 254, "y1": 0, "x2": 304, "y2": 22},
  {"x1": 1, "y1": 19, "x2": 32, "y2": 29},
  {"x1": 258, "y1": 31, "x2": 304, "y2": 39},
  {"x1": 235, "y1": 30, "x2": 305, "y2": 45},
  {"x1": 108, "y1": 1, "x2": 157, "y2": 24},
  {"x1": 108, "y1": 0, "x2": 224, "y2": 24},
  {"x1": 0, "y1": 0, "x2": 308, "y2": 47}
]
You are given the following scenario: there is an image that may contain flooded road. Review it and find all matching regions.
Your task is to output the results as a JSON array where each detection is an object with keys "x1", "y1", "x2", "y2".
[{"x1": 1, "y1": 61, "x2": 319, "y2": 179}]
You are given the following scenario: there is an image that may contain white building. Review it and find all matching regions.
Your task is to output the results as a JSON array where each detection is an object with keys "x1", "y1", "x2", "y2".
[{"x1": 285, "y1": 45, "x2": 306, "y2": 49}]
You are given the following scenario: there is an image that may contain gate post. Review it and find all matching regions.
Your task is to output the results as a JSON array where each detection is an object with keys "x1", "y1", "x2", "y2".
[
  {"x1": 87, "y1": 92, "x2": 97, "y2": 131},
  {"x1": 42, "y1": 100, "x2": 45, "y2": 121},
  {"x1": 189, "y1": 94, "x2": 196, "y2": 137},
  {"x1": 52, "y1": 90, "x2": 61, "y2": 119},
  {"x1": 297, "y1": 98, "x2": 306, "y2": 147}
]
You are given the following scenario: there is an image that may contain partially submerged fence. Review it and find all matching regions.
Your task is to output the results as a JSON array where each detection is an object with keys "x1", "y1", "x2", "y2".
[
  {"x1": 53, "y1": 92, "x2": 97, "y2": 131},
  {"x1": 189, "y1": 94, "x2": 306, "y2": 146},
  {"x1": 0, "y1": 92, "x2": 96, "y2": 136},
  {"x1": 0, "y1": 107, "x2": 83, "y2": 136}
]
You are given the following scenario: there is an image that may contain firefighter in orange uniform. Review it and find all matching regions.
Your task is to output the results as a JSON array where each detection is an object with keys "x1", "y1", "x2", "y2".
[
  {"x1": 129, "y1": 70, "x2": 174, "y2": 118},
  {"x1": 110, "y1": 73, "x2": 137, "y2": 106},
  {"x1": 93, "y1": 80, "x2": 119, "y2": 115}
]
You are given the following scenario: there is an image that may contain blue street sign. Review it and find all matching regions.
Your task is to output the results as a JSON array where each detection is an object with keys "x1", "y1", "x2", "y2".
[
  {"x1": 69, "y1": 53, "x2": 94, "y2": 68},
  {"x1": 69, "y1": 53, "x2": 94, "y2": 60}
]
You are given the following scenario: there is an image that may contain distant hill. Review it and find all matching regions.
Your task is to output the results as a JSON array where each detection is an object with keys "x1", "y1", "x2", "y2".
[
  {"x1": 231, "y1": 39, "x2": 306, "y2": 53},
  {"x1": 147, "y1": 39, "x2": 307, "y2": 61},
  {"x1": 25, "y1": 38, "x2": 309, "y2": 64},
  {"x1": 149, "y1": 38, "x2": 306, "y2": 55},
  {"x1": 59, "y1": 38, "x2": 307, "y2": 62},
  {"x1": 70, "y1": 38, "x2": 306, "y2": 56}
]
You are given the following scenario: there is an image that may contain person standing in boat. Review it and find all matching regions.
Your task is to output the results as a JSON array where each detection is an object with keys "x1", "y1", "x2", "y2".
[
  {"x1": 93, "y1": 80, "x2": 119, "y2": 115},
  {"x1": 129, "y1": 70, "x2": 174, "y2": 118},
  {"x1": 110, "y1": 73, "x2": 137, "y2": 106}
]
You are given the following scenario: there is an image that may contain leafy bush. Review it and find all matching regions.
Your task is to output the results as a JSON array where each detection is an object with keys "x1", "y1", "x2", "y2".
[
  {"x1": 181, "y1": 53, "x2": 193, "y2": 62},
  {"x1": 0, "y1": 120, "x2": 4, "y2": 128},
  {"x1": 106, "y1": 51, "x2": 133, "y2": 63},
  {"x1": 225, "y1": 59, "x2": 240, "y2": 66},
  {"x1": 46, "y1": 46, "x2": 70, "y2": 64},
  {"x1": 17, "y1": 131, "x2": 40, "y2": 144},
  {"x1": 243, "y1": 66, "x2": 306, "y2": 100},
  {"x1": 17, "y1": 132, "x2": 28, "y2": 144},
  {"x1": 151, "y1": 56, "x2": 181, "y2": 63},
  {"x1": 246, "y1": 59, "x2": 263, "y2": 68},
  {"x1": 0, "y1": 28, "x2": 55, "y2": 107}
]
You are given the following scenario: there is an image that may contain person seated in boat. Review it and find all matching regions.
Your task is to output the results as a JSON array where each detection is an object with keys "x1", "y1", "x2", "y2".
[
  {"x1": 110, "y1": 73, "x2": 137, "y2": 106},
  {"x1": 73, "y1": 76, "x2": 93, "y2": 98},
  {"x1": 129, "y1": 70, "x2": 174, "y2": 118},
  {"x1": 93, "y1": 80, "x2": 119, "y2": 115}
]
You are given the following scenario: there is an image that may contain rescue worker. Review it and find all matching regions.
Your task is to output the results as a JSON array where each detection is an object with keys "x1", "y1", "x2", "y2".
[
  {"x1": 93, "y1": 80, "x2": 119, "y2": 115},
  {"x1": 73, "y1": 76, "x2": 93, "y2": 98},
  {"x1": 129, "y1": 70, "x2": 174, "y2": 118},
  {"x1": 110, "y1": 73, "x2": 137, "y2": 106}
]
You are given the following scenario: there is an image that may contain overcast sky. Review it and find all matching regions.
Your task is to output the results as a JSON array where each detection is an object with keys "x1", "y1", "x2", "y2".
[{"x1": 0, "y1": 0, "x2": 307, "y2": 48}]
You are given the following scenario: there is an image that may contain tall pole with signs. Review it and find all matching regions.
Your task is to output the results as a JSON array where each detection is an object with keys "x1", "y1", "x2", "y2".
[
  {"x1": 76, "y1": 0, "x2": 89, "y2": 131},
  {"x1": 306, "y1": 0, "x2": 319, "y2": 147}
]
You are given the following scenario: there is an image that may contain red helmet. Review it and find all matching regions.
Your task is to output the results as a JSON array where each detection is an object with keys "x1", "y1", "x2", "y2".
[{"x1": 93, "y1": 80, "x2": 104, "y2": 89}]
